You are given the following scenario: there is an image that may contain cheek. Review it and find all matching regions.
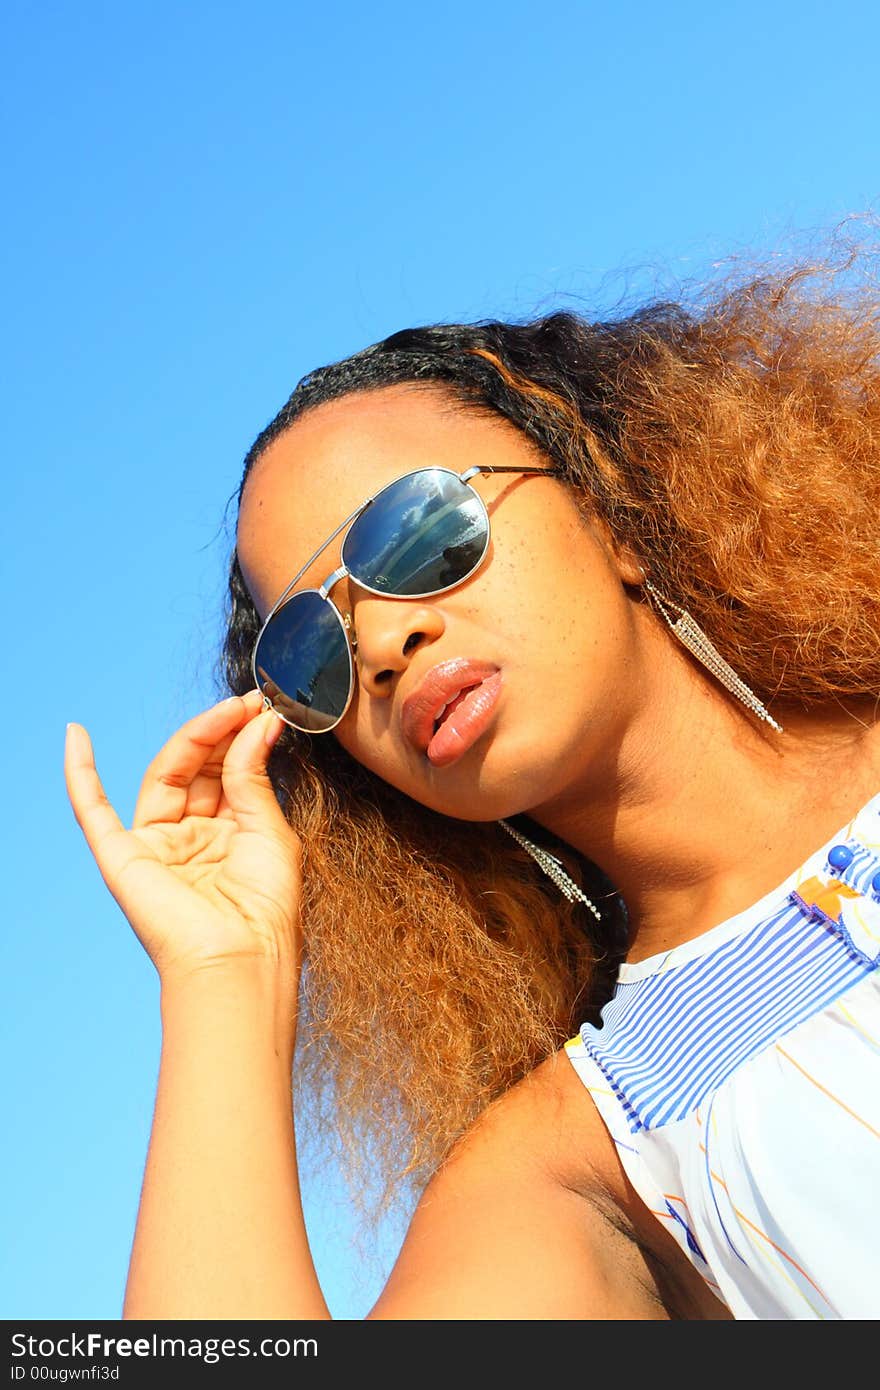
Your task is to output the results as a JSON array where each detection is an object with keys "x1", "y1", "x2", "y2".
[
  {"x1": 479, "y1": 539, "x2": 599, "y2": 654},
  {"x1": 332, "y1": 720, "x2": 427, "y2": 807},
  {"x1": 331, "y1": 696, "x2": 405, "y2": 776}
]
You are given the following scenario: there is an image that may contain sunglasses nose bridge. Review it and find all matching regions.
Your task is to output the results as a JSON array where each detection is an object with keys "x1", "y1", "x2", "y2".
[{"x1": 318, "y1": 564, "x2": 351, "y2": 600}]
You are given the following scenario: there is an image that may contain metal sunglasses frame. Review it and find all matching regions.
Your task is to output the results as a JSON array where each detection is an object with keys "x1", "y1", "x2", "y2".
[{"x1": 251, "y1": 462, "x2": 562, "y2": 733}]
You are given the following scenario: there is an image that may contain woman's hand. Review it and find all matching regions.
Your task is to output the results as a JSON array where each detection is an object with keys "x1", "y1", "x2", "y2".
[{"x1": 64, "y1": 690, "x2": 302, "y2": 985}]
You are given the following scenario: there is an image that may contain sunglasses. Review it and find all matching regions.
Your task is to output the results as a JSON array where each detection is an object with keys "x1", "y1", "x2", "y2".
[{"x1": 251, "y1": 463, "x2": 561, "y2": 733}]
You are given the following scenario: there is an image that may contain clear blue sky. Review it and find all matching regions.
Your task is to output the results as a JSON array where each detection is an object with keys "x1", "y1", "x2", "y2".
[{"x1": 2, "y1": 0, "x2": 878, "y2": 1320}]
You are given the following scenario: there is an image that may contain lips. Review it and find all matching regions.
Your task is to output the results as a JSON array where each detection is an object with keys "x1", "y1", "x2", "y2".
[{"x1": 401, "y1": 658, "x2": 503, "y2": 767}]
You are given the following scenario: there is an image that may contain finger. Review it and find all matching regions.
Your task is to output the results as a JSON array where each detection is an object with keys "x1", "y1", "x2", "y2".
[
  {"x1": 64, "y1": 724, "x2": 163, "y2": 901},
  {"x1": 220, "y1": 708, "x2": 295, "y2": 839},
  {"x1": 177, "y1": 726, "x2": 239, "y2": 819},
  {"x1": 65, "y1": 723, "x2": 129, "y2": 849},
  {"x1": 65, "y1": 724, "x2": 194, "y2": 942},
  {"x1": 132, "y1": 690, "x2": 264, "y2": 829}
]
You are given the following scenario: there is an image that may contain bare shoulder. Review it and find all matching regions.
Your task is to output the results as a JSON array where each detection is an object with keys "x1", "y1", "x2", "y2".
[{"x1": 368, "y1": 1048, "x2": 732, "y2": 1320}]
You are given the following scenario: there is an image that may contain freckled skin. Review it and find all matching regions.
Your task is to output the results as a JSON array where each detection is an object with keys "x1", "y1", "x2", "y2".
[{"x1": 237, "y1": 384, "x2": 652, "y2": 825}]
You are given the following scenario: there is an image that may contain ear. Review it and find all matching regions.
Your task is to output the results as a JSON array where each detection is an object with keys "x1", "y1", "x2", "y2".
[
  {"x1": 589, "y1": 513, "x2": 645, "y2": 587},
  {"x1": 612, "y1": 540, "x2": 646, "y2": 588}
]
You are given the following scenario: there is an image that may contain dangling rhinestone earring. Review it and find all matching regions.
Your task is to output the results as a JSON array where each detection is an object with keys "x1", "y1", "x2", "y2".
[
  {"x1": 642, "y1": 579, "x2": 783, "y2": 733},
  {"x1": 498, "y1": 820, "x2": 603, "y2": 922}
]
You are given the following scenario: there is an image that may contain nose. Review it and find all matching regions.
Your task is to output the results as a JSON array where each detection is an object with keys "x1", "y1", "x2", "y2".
[{"x1": 350, "y1": 593, "x2": 446, "y2": 698}]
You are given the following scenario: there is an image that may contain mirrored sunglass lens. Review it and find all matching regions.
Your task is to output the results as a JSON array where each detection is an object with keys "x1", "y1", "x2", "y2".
[
  {"x1": 255, "y1": 592, "x2": 351, "y2": 732},
  {"x1": 342, "y1": 469, "x2": 487, "y2": 595}
]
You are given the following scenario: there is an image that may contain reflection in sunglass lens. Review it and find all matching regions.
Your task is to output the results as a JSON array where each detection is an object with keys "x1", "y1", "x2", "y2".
[
  {"x1": 254, "y1": 590, "x2": 351, "y2": 732},
  {"x1": 342, "y1": 470, "x2": 487, "y2": 595}
]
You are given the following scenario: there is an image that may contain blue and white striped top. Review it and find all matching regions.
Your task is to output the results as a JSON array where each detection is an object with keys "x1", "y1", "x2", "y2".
[{"x1": 565, "y1": 791, "x2": 880, "y2": 1319}]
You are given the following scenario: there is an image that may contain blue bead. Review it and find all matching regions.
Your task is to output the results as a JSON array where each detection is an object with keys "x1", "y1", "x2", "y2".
[
  {"x1": 828, "y1": 844, "x2": 855, "y2": 872},
  {"x1": 872, "y1": 871, "x2": 880, "y2": 895}
]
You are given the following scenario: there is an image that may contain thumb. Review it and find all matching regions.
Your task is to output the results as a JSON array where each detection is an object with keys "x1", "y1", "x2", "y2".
[{"x1": 221, "y1": 708, "x2": 294, "y2": 838}]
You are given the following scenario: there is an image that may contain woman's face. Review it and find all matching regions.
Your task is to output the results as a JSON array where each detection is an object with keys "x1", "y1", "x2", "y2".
[{"x1": 237, "y1": 384, "x2": 647, "y2": 823}]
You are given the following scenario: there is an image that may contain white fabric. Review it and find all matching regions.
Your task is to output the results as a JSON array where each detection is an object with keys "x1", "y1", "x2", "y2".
[{"x1": 566, "y1": 792, "x2": 880, "y2": 1319}]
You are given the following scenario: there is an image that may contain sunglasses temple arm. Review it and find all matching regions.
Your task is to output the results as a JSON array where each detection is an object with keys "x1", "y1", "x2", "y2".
[{"x1": 460, "y1": 465, "x2": 564, "y2": 481}]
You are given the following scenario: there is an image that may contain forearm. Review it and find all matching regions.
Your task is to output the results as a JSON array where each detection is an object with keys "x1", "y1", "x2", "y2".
[{"x1": 123, "y1": 963, "x2": 331, "y2": 1321}]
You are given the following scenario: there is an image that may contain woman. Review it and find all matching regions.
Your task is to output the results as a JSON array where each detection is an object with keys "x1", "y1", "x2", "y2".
[{"x1": 65, "y1": 257, "x2": 880, "y2": 1319}]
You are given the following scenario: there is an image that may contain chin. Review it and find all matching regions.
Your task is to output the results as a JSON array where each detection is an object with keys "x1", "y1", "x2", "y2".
[
  {"x1": 418, "y1": 760, "x2": 554, "y2": 825},
  {"x1": 352, "y1": 724, "x2": 563, "y2": 823}
]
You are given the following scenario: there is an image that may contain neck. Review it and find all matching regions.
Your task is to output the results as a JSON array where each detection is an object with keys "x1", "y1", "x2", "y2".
[{"x1": 531, "y1": 672, "x2": 880, "y2": 964}]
